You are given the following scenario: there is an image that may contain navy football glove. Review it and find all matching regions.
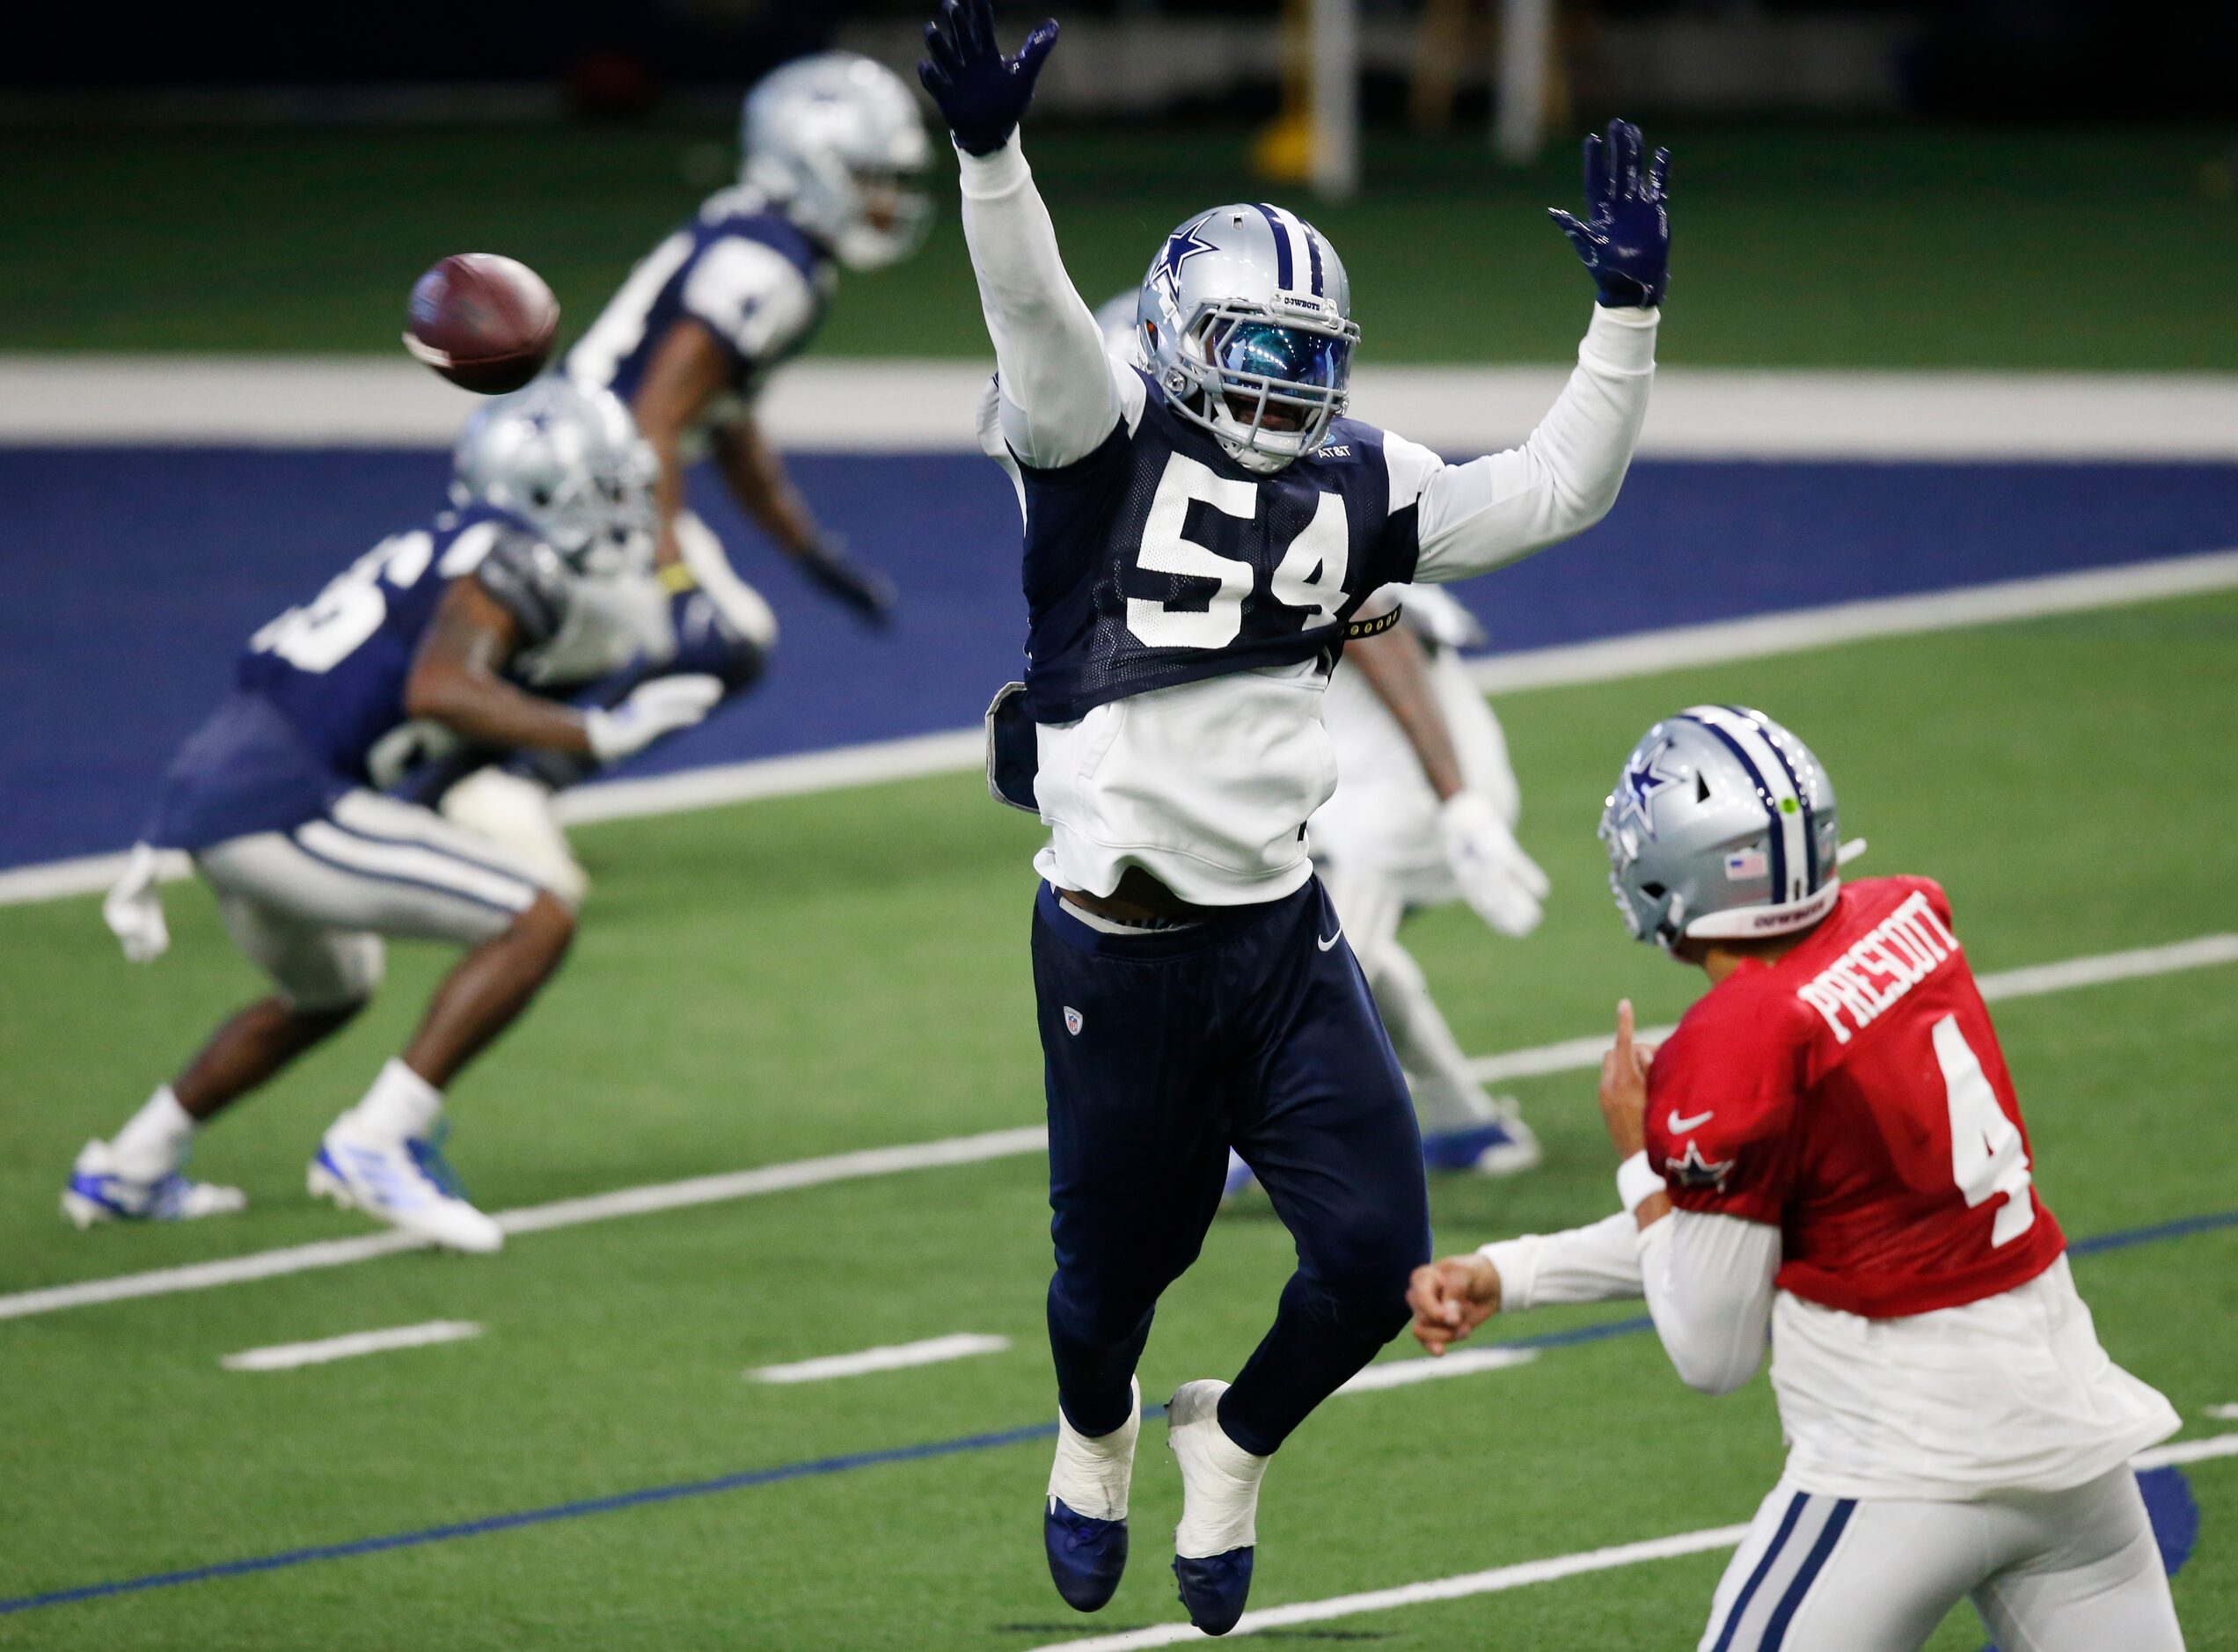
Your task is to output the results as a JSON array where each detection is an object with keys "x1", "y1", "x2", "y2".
[
  {"x1": 918, "y1": 0, "x2": 1057, "y2": 157},
  {"x1": 1548, "y1": 119, "x2": 1670, "y2": 309},
  {"x1": 798, "y1": 538, "x2": 898, "y2": 628}
]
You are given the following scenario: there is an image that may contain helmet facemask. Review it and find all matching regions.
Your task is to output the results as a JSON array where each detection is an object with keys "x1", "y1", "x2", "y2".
[{"x1": 1167, "y1": 298, "x2": 1356, "y2": 473}]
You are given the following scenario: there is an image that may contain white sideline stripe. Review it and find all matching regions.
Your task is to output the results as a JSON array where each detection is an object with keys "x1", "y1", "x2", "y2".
[
  {"x1": 1466, "y1": 932, "x2": 2238, "y2": 1085},
  {"x1": 2205, "y1": 1404, "x2": 2238, "y2": 1422},
  {"x1": 750, "y1": 1332, "x2": 1009, "y2": 1385},
  {"x1": 4, "y1": 357, "x2": 2235, "y2": 458},
  {"x1": 4, "y1": 928, "x2": 2228, "y2": 1327},
  {"x1": 0, "y1": 1126, "x2": 1047, "y2": 1323},
  {"x1": 1338, "y1": 1346, "x2": 1537, "y2": 1393},
  {"x1": 1467, "y1": 546, "x2": 2238, "y2": 694},
  {"x1": 9, "y1": 548, "x2": 2236, "y2": 907},
  {"x1": 1026, "y1": 1434, "x2": 2238, "y2": 1650},
  {"x1": 220, "y1": 1319, "x2": 483, "y2": 1371}
]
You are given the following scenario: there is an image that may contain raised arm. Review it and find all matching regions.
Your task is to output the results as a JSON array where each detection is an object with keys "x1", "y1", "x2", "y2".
[
  {"x1": 1403, "y1": 119, "x2": 1669, "y2": 584},
  {"x1": 920, "y1": 1, "x2": 1121, "y2": 469}
]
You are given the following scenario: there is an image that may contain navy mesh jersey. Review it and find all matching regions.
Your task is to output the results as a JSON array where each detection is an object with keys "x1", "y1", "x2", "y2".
[
  {"x1": 235, "y1": 507, "x2": 567, "y2": 781},
  {"x1": 578, "y1": 198, "x2": 831, "y2": 406},
  {"x1": 1018, "y1": 375, "x2": 1422, "y2": 724}
]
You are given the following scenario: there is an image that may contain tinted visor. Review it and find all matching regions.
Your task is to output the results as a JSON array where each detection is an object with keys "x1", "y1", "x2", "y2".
[{"x1": 1210, "y1": 319, "x2": 1348, "y2": 390}]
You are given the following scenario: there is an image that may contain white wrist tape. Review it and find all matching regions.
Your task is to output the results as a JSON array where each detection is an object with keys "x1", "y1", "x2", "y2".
[{"x1": 1616, "y1": 1150, "x2": 1664, "y2": 1216}]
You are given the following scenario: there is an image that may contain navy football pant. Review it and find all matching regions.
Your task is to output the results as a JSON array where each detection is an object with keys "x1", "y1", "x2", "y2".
[{"x1": 1034, "y1": 878, "x2": 1431, "y2": 1457}]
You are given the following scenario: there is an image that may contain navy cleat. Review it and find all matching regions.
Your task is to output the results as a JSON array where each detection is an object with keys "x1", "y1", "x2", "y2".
[
  {"x1": 1167, "y1": 1379, "x2": 1268, "y2": 1636},
  {"x1": 1044, "y1": 1376, "x2": 1140, "y2": 1612},
  {"x1": 1172, "y1": 1548, "x2": 1255, "y2": 1636},
  {"x1": 1046, "y1": 1496, "x2": 1130, "y2": 1612}
]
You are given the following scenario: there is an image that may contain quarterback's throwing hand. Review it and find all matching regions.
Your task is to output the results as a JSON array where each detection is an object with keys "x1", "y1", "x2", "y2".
[
  {"x1": 1548, "y1": 118, "x2": 1670, "y2": 309},
  {"x1": 918, "y1": 0, "x2": 1057, "y2": 157},
  {"x1": 1407, "y1": 1255, "x2": 1503, "y2": 1356}
]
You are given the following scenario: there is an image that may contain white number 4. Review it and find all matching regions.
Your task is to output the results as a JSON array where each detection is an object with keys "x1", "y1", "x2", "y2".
[
  {"x1": 1932, "y1": 1013, "x2": 2036, "y2": 1248},
  {"x1": 1126, "y1": 453, "x2": 1349, "y2": 649}
]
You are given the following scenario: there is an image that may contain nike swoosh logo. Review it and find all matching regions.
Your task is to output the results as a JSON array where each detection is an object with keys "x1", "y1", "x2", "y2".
[
  {"x1": 1667, "y1": 1108, "x2": 1714, "y2": 1133},
  {"x1": 1318, "y1": 928, "x2": 1343, "y2": 952}
]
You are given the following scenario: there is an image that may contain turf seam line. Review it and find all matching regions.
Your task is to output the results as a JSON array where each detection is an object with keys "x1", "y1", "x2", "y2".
[
  {"x1": 0, "y1": 1217, "x2": 2222, "y2": 1619},
  {"x1": 1020, "y1": 1433, "x2": 2238, "y2": 1650},
  {"x1": 6, "y1": 546, "x2": 2235, "y2": 905},
  {"x1": 3, "y1": 936, "x2": 2229, "y2": 1324}
]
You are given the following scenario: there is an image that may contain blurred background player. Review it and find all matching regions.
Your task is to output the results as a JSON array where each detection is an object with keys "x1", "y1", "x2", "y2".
[
  {"x1": 80, "y1": 382, "x2": 721, "y2": 1254},
  {"x1": 1408, "y1": 706, "x2": 2183, "y2": 1652},
  {"x1": 450, "y1": 54, "x2": 937, "y2": 892},
  {"x1": 925, "y1": 0, "x2": 1665, "y2": 1629},
  {"x1": 1306, "y1": 584, "x2": 1548, "y2": 1173},
  {"x1": 988, "y1": 307, "x2": 1549, "y2": 1189}
]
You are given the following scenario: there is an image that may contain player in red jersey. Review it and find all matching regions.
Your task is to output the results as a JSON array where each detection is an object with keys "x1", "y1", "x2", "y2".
[{"x1": 1408, "y1": 705, "x2": 2183, "y2": 1650}]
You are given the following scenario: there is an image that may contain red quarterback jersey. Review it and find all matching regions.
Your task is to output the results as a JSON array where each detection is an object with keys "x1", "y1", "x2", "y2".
[{"x1": 1642, "y1": 875, "x2": 2066, "y2": 1319}]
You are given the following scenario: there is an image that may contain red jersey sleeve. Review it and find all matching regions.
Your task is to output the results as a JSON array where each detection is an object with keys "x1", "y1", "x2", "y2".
[{"x1": 1643, "y1": 973, "x2": 1810, "y2": 1226}]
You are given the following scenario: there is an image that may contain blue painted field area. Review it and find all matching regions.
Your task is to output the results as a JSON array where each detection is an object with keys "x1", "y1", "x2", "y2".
[{"x1": 4, "y1": 448, "x2": 2235, "y2": 868}]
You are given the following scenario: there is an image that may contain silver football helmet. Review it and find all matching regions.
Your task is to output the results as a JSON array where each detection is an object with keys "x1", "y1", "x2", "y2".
[
  {"x1": 1598, "y1": 705, "x2": 1849, "y2": 949},
  {"x1": 450, "y1": 378, "x2": 652, "y2": 576},
  {"x1": 742, "y1": 52, "x2": 933, "y2": 272},
  {"x1": 1136, "y1": 203, "x2": 1358, "y2": 474}
]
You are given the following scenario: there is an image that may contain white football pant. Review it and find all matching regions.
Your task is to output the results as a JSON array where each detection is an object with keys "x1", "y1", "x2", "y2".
[{"x1": 1700, "y1": 1465, "x2": 2183, "y2": 1651}]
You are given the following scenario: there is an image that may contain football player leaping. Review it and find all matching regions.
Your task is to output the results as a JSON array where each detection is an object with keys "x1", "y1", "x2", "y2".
[
  {"x1": 434, "y1": 55, "x2": 934, "y2": 895},
  {"x1": 79, "y1": 382, "x2": 720, "y2": 1254},
  {"x1": 1408, "y1": 707, "x2": 2183, "y2": 1651},
  {"x1": 920, "y1": 0, "x2": 1666, "y2": 1631}
]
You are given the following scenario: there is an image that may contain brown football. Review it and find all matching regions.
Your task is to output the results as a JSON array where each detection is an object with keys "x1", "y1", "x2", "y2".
[{"x1": 403, "y1": 253, "x2": 560, "y2": 394}]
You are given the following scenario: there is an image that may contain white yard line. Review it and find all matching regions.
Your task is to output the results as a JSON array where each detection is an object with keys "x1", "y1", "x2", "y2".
[
  {"x1": 8, "y1": 548, "x2": 2235, "y2": 906},
  {"x1": 1, "y1": 927, "x2": 2227, "y2": 1327},
  {"x1": 1466, "y1": 547, "x2": 2238, "y2": 695},
  {"x1": 219, "y1": 1319, "x2": 483, "y2": 1371},
  {"x1": 2205, "y1": 1404, "x2": 2238, "y2": 1422},
  {"x1": 0, "y1": 1126, "x2": 1045, "y2": 1324},
  {"x1": 1468, "y1": 932, "x2": 2238, "y2": 1085},
  {"x1": 4, "y1": 357, "x2": 2234, "y2": 458},
  {"x1": 1337, "y1": 1346, "x2": 1537, "y2": 1393},
  {"x1": 1025, "y1": 1434, "x2": 2238, "y2": 1649},
  {"x1": 750, "y1": 1332, "x2": 1009, "y2": 1385}
]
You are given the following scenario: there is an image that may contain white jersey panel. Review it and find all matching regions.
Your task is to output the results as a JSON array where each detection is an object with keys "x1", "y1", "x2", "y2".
[
  {"x1": 680, "y1": 238, "x2": 819, "y2": 365},
  {"x1": 1768, "y1": 1254, "x2": 2179, "y2": 1500},
  {"x1": 1030, "y1": 658, "x2": 1335, "y2": 905}
]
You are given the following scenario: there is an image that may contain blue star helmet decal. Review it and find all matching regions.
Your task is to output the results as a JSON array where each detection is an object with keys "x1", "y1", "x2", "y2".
[
  {"x1": 1614, "y1": 737, "x2": 1686, "y2": 840},
  {"x1": 1152, "y1": 216, "x2": 1219, "y2": 310},
  {"x1": 1664, "y1": 1140, "x2": 1734, "y2": 1189}
]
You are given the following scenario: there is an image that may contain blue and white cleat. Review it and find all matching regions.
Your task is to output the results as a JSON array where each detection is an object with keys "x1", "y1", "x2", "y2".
[
  {"x1": 62, "y1": 1138, "x2": 245, "y2": 1229},
  {"x1": 1046, "y1": 1376, "x2": 1139, "y2": 1612},
  {"x1": 1220, "y1": 1150, "x2": 1258, "y2": 1202},
  {"x1": 1421, "y1": 1105, "x2": 1542, "y2": 1178},
  {"x1": 1167, "y1": 1379, "x2": 1266, "y2": 1636},
  {"x1": 308, "y1": 1122, "x2": 503, "y2": 1254}
]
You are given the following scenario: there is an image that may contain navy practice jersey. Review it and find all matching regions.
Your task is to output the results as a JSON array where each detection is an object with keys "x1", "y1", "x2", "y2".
[
  {"x1": 235, "y1": 507, "x2": 568, "y2": 779},
  {"x1": 566, "y1": 187, "x2": 834, "y2": 413},
  {"x1": 1018, "y1": 374, "x2": 1421, "y2": 724}
]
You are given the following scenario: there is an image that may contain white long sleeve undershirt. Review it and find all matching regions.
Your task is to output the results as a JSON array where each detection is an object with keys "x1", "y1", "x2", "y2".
[
  {"x1": 956, "y1": 135, "x2": 1657, "y2": 587},
  {"x1": 956, "y1": 140, "x2": 1125, "y2": 470},
  {"x1": 1482, "y1": 1206, "x2": 1780, "y2": 1395}
]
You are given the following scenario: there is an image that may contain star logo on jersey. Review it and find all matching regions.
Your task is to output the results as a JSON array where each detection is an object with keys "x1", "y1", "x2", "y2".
[
  {"x1": 1615, "y1": 738, "x2": 1686, "y2": 839},
  {"x1": 1664, "y1": 1139, "x2": 1734, "y2": 1189},
  {"x1": 1152, "y1": 216, "x2": 1220, "y2": 311}
]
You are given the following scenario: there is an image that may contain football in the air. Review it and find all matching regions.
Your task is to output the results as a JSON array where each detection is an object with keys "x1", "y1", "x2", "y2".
[{"x1": 403, "y1": 253, "x2": 560, "y2": 393}]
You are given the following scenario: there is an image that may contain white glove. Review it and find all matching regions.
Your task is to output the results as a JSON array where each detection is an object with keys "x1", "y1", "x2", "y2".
[
  {"x1": 103, "y1": 842, "x2": 172, "y2": 963},
  {"x1": 1439, "y1": 791, "x2": 1550, "y2": 939},
  {"x1": 584, "y1": 674, "x2": 725, "y2": 764}
]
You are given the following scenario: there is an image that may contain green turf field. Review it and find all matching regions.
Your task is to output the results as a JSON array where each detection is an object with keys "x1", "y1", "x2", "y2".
[
  {"x1": 2, "y1": 588, "x2": 2234, "y2": 1648},
  {"x1": 3, "y1": 122, "x2": 2234, "y2": 369}
]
